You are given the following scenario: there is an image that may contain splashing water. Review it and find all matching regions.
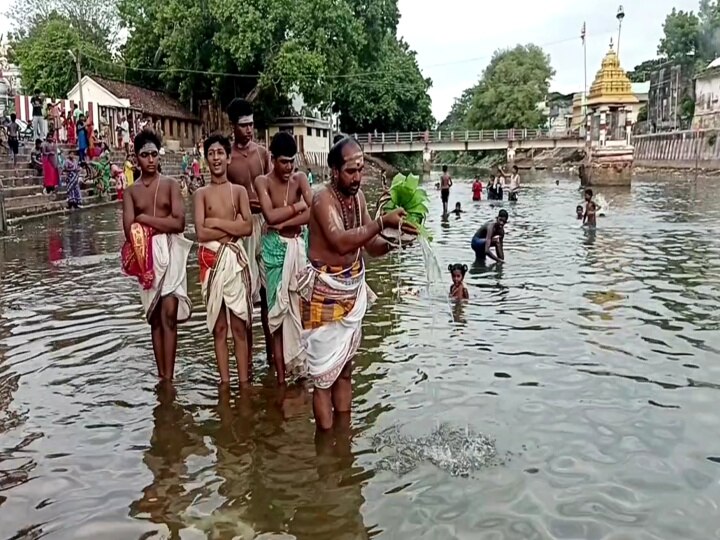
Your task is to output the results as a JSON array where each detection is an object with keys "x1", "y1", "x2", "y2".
[
  {"x1": 372, "y1": 423, "x2": 501, "y2": 477},
  {"x1": 595, "y1": 193, "x2": 610, "y2": 217},
  {"x1": 419, "y1": 237, "x2": 446, "y2": 297}
]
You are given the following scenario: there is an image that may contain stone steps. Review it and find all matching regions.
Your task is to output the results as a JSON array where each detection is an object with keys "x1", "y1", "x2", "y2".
[{"x1": 6, "y1": 190, "x2": 118, "y2": 221}]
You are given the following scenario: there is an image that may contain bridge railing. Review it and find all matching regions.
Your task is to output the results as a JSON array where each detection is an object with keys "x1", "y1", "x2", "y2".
[{"x1": 354, "y1": 128, "x2": 581, "y2": 145}]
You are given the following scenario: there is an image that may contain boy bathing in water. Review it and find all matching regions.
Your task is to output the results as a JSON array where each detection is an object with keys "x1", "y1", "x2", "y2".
[
  {"x1": 471, "y1": 209, "x2": 508, "y2": 263},
  {"x1": 448, "y1": 264, "x2": 469, "y2": 299},
  {"x1": 194, "y1": 134, "x2": 254, "y2": 385},
  {"x1": 583, "y1": 188, "x2": 598, "y2": 227},
  {"x1": 452, "y1": 202, "x2": 463, "y2": 216},
  {"x1": 576, "y1": 205, "x2": 584, "y2": 220}
]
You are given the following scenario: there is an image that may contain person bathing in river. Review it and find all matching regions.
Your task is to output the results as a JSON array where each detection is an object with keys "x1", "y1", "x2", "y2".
[
  {"x1": 452, "y1": 202, "x2": 464, "y2": 216},
  {"x1": 449, "y1": 263, "x2": 469, "y2": 300},
  {"x1": 486, "y1": 174, "x2": 497, "y2": 200},
  {"x1": 256, "y1": 132, "x2": 314, "y2": 386},
  {"x1": 225, "y1": 98, "x2": 274, "y2": 363},
  {"x1": 472, "y1": 176, "x2": 483, "y2": 201},
  {"x1": 299, "y1": 136, "x2": 413, "y2": 430},
  {"x1": 583, "y1": 188, "x2": 598, "y2": 227},
  {"x1": 500, "y1": 165, "x2": 520, "y2": 202},
  {"x1": 194, "y1": 133, "x2": 254, "y2": 385},
  {"x1": 121, "y1": 130, "x2": 193, "y2": 381},
  {"x1": 471, "y1": 209, "x2": 508, "y2": 263},
  {"x1": 576, "y1": 205, "x2": 584, "y2": 220},
  {"x1": 440, "y1": 165, "x2": 452, "y2": 215}
]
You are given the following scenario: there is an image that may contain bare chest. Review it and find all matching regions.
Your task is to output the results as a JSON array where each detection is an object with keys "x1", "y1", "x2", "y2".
[{"x1": 204, "y1": 186, "x2": 237, "y2": 218}]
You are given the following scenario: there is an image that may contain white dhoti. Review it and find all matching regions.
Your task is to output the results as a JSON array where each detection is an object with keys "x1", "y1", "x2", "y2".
[
  {"x1": 243, "y1": 213, "x2": 265, "y2": 304},
  {"x1": 298, "y1": 261, "x2": 376, "y2": 389},
  {"x1": 199, "y1": 240, "x2": 252, "y2": 331},
  {"x1": 138, "y1": 233, "x2": 193, "y2": 323},
  {"x1": 263, "y1": 232, "x2": 307, "y2": 376}
]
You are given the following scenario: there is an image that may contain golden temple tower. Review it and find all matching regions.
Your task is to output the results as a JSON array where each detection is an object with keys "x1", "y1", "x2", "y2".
[{"x1": 587, "y1": 38, "x2": 638, "y2": 108}]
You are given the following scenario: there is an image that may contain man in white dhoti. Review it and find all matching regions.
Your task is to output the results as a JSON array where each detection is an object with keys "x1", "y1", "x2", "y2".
[
  {"x1": 194, "y1": 134, "x2": 254, "y2": 384},
  {"x1": 121, "y1": 131, "x2": 192, "y2": 381},
  {"x1": 255, "y1": 132, "x2": 313, "y2": 385},
  {"x1": 225, "y1": 98, "x2": 274, "y2": 363},
  {"x1": 300, "y1": 136, "x2": 412, "y2": 430}
]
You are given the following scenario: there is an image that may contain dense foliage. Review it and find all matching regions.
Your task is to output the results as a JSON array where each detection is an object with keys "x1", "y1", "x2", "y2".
[{"x1": 6, "y1": 0, "x2": 433, "y2": 133}]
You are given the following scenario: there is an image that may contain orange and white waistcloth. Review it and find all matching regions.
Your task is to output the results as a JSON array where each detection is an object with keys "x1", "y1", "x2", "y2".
[{"x1": 199, "y1": 240, "x2": 252, "y2": 331}]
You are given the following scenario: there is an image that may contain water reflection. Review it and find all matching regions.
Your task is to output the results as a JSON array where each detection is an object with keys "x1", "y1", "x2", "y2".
[{"x1": 2, "y1": 172, "x2": 720, "y2": 538}]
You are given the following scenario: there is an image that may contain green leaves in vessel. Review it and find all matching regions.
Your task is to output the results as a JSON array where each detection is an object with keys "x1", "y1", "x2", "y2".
[{"x1": 382, "y1": 173, "x2": 432, "y2": 240}]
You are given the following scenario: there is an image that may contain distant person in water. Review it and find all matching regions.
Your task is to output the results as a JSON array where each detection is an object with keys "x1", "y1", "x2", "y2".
[
  {"x1": 487, "y1": 174, "x2": 497, "y2": 200},
  {"x1": 448, "y1": 263, "x2": 469, "y2": 299},
  {"x1": 452, "y1": 202, "x2": 463, "y2": 216},
  {"x1": 583, "y1": 188, "x2": 598, "y2": 227},
  {"x1": 472, "y1": 176, "x2": 482, "y2": 201},
  {"x1": 506, "y1": 165, "x2": 520, "y2": 202},
  {"x1": 440, "y1": 165, "x2": 452, "y2": 215},
  {"x1": 576, "y1": 205, "x2": 584, "y2": 220},
  {"x1": 471, "y1": 209, "x2": 507, "y2": 263}
]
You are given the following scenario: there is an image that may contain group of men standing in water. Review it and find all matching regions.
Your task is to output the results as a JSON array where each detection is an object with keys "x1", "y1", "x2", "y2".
[{"x1": 121, "y1": 99, "x2": 410, "y2": 430}]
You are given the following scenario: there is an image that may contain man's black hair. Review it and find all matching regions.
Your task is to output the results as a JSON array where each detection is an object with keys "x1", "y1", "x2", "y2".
[
  {"x1": 203, "y1": 132, "x2": 231, "y2": 159},
  {"x1": 498, "y1": 209, "x2": 509, "y2": 219},
  {"x1": 448, "y1": 263, "x2": 468, "y2": 276},
  {"x1": 333, "y1": 133, "x2": 347, "y2": 144},
  {"x1": 585, "y1": 188, "x2": 593, "y2": 197},
  {"x1": 134, "y1": 129, "x2": 162, "y2": 153},
  {"x1": 442, "y1": 165, "x2": 448, "y2": 172},
  {"x1": 226, "y1": 98, "x2": 253, "y2": 124},
  {"x1": 10, "y1": 113, "x2": 16, "y2": 120},
  {"x1": 328, "y1": 136, "x2": 360, "y2": 170},
  {"x1": 269, "y1": 131, "x2": 297, "y2": 158}
]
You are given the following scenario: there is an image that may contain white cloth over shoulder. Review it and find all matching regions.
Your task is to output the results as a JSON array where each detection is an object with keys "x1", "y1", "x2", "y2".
[
  {"x1": 200, "y1": 240, "x2": 252, "y2": 331},
  {"x1": 267, "y1": 235, "x2": 307, "y2": 376},
  {"x1": 139, "y1": 233, "x2": 193, "y2": 323}
]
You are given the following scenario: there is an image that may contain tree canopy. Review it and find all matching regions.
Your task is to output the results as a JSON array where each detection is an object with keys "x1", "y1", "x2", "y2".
[
  {"x1": 8, "y1": 12, "x2": 115, "y2": 97},
  {"x1": 465, "y1": 45, "x2": 555, "y2": 130},
  {"x1": 658, "y1": 8, "x2": 700, "y2": 61}
]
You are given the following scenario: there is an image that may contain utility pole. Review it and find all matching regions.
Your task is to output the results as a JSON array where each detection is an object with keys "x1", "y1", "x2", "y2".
[{"x1": 68, "y1": 49, "x2": 84, "y2": 112}]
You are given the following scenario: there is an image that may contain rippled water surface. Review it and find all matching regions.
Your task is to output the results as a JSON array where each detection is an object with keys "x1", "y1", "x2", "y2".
[{"x1": 2, "y1": 172, "x2": 720, "y2": 539}]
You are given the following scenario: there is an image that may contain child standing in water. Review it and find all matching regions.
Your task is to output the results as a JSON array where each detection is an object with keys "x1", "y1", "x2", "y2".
[
  {"x1": 448, "y1": 264, "x2": 469, "y2": 300},
  {"x1": 576, "y1": 205, "x2": 584, "y2": 220},
  {"x1": 583, "y1": 188, "x2": 598, "y2": 227}
]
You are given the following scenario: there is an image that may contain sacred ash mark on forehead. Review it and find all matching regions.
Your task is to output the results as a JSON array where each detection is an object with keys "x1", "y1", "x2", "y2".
[
  {"x1": 342, "y1": 151, "x2": 364, "y2": 170},
  {"x1": 237, "y1": 115, "x2": 254, "y2": 125},
  {"x1": 138, "y1": 141, "x2": 159, "y2": 154}
]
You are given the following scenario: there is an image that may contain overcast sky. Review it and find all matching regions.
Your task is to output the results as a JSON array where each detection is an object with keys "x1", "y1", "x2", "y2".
[{"x1": 398, "y1": 0, "x2": 699, "y2": 122}]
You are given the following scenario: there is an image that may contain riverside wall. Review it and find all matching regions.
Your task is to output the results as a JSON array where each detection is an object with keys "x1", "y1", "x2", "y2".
[{"x1": 634, "y1": 130, "x2": 720, "y2": 169}]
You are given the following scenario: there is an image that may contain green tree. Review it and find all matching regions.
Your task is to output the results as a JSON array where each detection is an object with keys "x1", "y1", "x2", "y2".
[
  {"x1": 697, "y1": 0, "x2": 720, "y2": 64},
  {"x1": 466, "y1": 44, "x2": 555, "y2": 130},
  {"x1": 439, "y1": 87, "x2": 475, "y2": 130},
  {"x1": 9, "y1": 12, "x2": 115, "y2": 97},
  {"x1": 116, "y1": 0, "x2": 430, "y2": 131},
  {"x1": 334, "y1": 37, "x2": 433, "y2": 133},
  {"x1": 658, "y1": 9, "x2": 699, "y2": 61},
  {"x1": 627, "y1": 59, "x2": 664, "y2": 82}
]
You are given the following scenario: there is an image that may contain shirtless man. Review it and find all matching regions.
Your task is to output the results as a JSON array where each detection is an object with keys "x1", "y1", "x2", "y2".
[
  {"x1": 194, "y1": 133, "x2": 254, "y2": 385},
  {"x1": 501, "y1": 165, "x2": 521, "y2": 202},
  {"x1": 255, "y1": 132, "x2": 313, "y2": 385},
  {"x1": 122, "y1": 130, "x2": 192, "y2": 381},
  {"x1": 470, "y1": 209, "x2": 508, "y2": 263},
  {"x1": 440, "y1": 165, "x2": 452, "y2": 215},
  {"x1": 225, "y1": 98, "x2": 273, "y2": 362},
  {"x1": 583, "y1": 188, "x2": 598, "y2": 227},
  {"x1": 300, "y1": 137, "x2": 411, "y2": 430}
]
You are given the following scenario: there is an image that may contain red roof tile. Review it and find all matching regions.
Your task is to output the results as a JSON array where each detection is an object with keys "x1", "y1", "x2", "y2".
[{"x1": 92, "y1": 76, "x2": 198, "y2": 121}]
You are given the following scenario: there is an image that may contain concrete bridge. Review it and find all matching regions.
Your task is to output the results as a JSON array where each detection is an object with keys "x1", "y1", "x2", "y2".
[{"x1": 354, "y1": 129, "x2": 586, "y2": 158}]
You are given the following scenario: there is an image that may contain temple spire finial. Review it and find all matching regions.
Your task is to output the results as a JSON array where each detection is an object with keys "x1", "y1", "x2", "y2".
[{"x1": 609, "y1": 37, "x2": 614, "y2": 51}]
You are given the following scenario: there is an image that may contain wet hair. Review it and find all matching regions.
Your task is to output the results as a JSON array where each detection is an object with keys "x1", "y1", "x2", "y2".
[
  {"x1": 455, "y1": 202, "x2": 461, "y2": 207},
  {"x1": 203, "y1": 132, "x2": 231, "y2": 158},
  {"x1": 585, "y1": 188, "x2": 593, "y2": 197},
  {"x1": 442, "y1": 165, "x2": 448, "y2": 172},
  {"x1": 498, "y1": 209, "x2": 509, "y2": 219},
  {"x1": 576, "y1": 205, "x2": 584, "y2": 211},
  {"x1": 10, "y1": 113, "x2": 16, "y2": 120},
  {"x1": 333, "y1": 133, "x2": 347, "y2": 144},
  {"x1": 328, "y1": 136, "x2": 360, "y2": 169},
  {"x1": 226, "y1": 98, "x2": 253, "y2": 124},
  {"x1": 269, "y1": 131, "x2": 297, "y2": 158},
  {"x1": 34, "y1": 88, "x2": 40, "y2": 94},
  {"x1": 133, "y1": 129, "x2": 162, "y2": 153},
  {"x1": 448, "y1": 263, "x2": 468, "y2": 277}
]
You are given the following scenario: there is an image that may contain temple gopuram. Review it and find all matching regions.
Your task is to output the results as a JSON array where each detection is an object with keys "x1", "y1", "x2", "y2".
[{"x1": 581, "y1": 39, "x2": 638, "y2": 186}]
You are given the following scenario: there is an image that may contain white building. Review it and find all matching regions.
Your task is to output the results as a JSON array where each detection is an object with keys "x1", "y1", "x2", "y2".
[
  {"x1": 693, "y1": 58, "x2": 720, "y2": 129},
  {"x1": 266, "y1": 116, "x2": 331, "y2": 170}
]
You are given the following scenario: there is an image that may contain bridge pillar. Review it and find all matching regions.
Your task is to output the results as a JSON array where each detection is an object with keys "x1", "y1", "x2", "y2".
[{"x1": 423, "y1": 148, "x2": 432, "y2": 174}]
